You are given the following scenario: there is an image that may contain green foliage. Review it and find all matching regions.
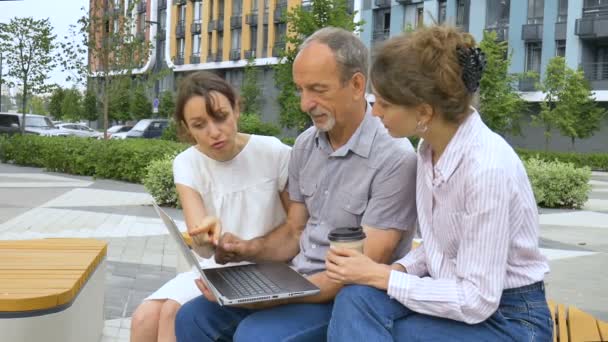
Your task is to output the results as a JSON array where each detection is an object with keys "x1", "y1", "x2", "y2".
[
  {"x1": 48, "y1": 88, "x2": 65, "y2": 119},
  {"x1": 82, "y1": 89, "x2": 99, "y2": 121},
  {"x1": 29, "y1": 96, "x2": 48, "y2": 115},
  {"x1": 241, "y1": 57, "x2": 262, "y2": 115},
  {"x1": 143, "y1": 152, "x2": 180, "y2": 207},
  {"x1": 478, "y1": 30, "x2": 525, "y2": 136},
  {"x1": 280, "y1": 137, "x2": 296, "y2": 146},
  {"x1": 159, "y1": 90, "x2": 176, "y2": 118},
  {"x1": 274, "y1": 0, "x2": 363, "y2": 131},
  {"x1": 130, "y1": 86, "x2": 152, "y2": 120},
  {"x1": 0, "y1": 95, "x2": 13, "y2": 112},
  {"x1": 61, "y1": 88, "x2": 83, "y2": 122},
  {"x1": 0, "y1": 134, "x2": 188, "y2": 183},
  {"x1": 238, "y1": 114, "x2": 281, "y2": 136},
  {"x1": 0, "y1": 17, "x2": 56, "y2": 133},
  {"x1": 516, "y1": 148, "x2": 608, "y2": 171},
  {"x1": 524, "y1": 157, "x2": 591, "y2": 209},
  {"x1": 534, "y1": 57, "x2": 567, "y2": 151},
  {"x1": 161, "y1": 119, "x2": 180, "y2": 142},
  {"x1": 108, "y1": 78, "x2": 132, "y2": 122}
]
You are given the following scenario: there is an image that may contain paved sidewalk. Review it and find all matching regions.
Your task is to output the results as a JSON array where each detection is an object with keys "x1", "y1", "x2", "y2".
[{"x1": 0, "y1": 163, "x2": 607, "y2": 341}]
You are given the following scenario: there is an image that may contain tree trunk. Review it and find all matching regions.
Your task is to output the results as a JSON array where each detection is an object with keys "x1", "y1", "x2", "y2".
[
  {"x1": 571, "y1": 137, "x2": 576, "y2": 151},
  {"x1": 103, "y1": 87, "x2": 109, "y2": 140},
  {"x1": 20, "y1": 81, "x2": 28, "y2": 135}
]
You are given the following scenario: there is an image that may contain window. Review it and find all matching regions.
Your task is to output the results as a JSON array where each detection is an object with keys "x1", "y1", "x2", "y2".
[
  {"x1": 218, "y1": 31, "x2": 224, "y2": 51},
  {"x1": 486, "y1": 0, "x2": 510, "y2": 28},
  {"x1": 210, "y1": 0, "x2": 215, "y2": 19},
  {"x1": 252, "y1": 0, "x2": 258, "y2": 13},
  {"x1": 275, "y1": 23, "x2": 287, "y2": 42},
  {"x1": 178, "y1": 4, "x2": 186, "y2": 22},
  {"x1": 525, "y1": 42, "x2": 542, "y2": 73},
  {"x1": 557, "y1": 0, "x2": 568, "y2": 22},
  {"x1": 556, "y1": 40, "x2": 566, "y2": 57},
  {"x1": 159, "y1": 9, "x2": 167, "y2": 29},
  {"x1": 194, "y1": 1, "x2": 202, "y2": 22},
  {"x1": 219, "y1": 0, "x2": 225, "y2": 18},
  {"x1": 231, "y1": 29, "x2": 241, "y2": 50},
  {"x1": 438, "y1": 0, "x2": 447, "y2": 24},
  {"x1": 262, "y1": 25, "x2": 268, "y2": 55},
  {"x1": 178, "y1": 38, "x2": 185, "y2": 58},
  {"x1": 208, "y1": 32, "x2": 213, "y2": 54},
  {"x1": 193, "y1": 34, "x2": 201, "y2": 55},
  {"x1": 264, "y1": 0, "x2": 269, "y2": 11},
  {"x1": 416, "y1": 7, "x2": 424, "y2": 28},
  {"x1": 527, "y1": 0, "x2": 544, "y2": 24},
  {"x1": 250, "y1": 26, "x2": 258, "y2": 52},
  {"x1": 233, "y1": 0, "x2": 243, "y2": 15},
  {"x1": 456, "y1": 0, "x2": 469, "y2": 29},
  {"x1": 372, "y1": 8, "x2": 390, "y2": 41}
]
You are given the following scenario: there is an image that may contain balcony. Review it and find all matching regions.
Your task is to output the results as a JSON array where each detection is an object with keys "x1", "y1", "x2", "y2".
[
  {"x1": 582, "y1": 62, "x2": 608, "y2": 90},
  {"x1": 518, "y1": 76, "x2": 537, "y2": 91},
  {"x1": 230, "y1": 49, "x2": 241, "y2": 61},
  {"x1": 137, "y1": 1, "x2": 147, "y2": 13},
  {"x1": 521, "y1": 23, "x2": 543, "y2": 41},
  {"x1": 206, "y1": 53, "x2": 215, "y2": 62},
  {"x1": 486, "y1": 25, "x2": 509, "y2": 41},
  {"x1": 274, "y1": 6, "x2": 286, "y2": 23},
  {"x1": 190, "y1": 55, "x2": 200, "y2": 64},
  {"x1": 555, "y1": 21, "x2": 567, "y2": 40},
  {"x1": 173, "y1": 0, "x2": 186, "y2": 5},
  {"x1": 176, "y1": 21, "x2": 186, "y2": 38},
  {"x1": 231, "y1": 15, "x2": 242, "y2": 28},
  {"x1": 272, "y1": 42, "x2": 285, "y2": 56},
  {"x1": 175, "y1": 55, "x2": 185, "y2": 65},
  {"x1": 576, "y1": 16, "x2": 608, "y2": 39},
  {"x1": 395, "y1": 0, "x2": 422, "y2": 4},
  {"x1": 191, "y1": 22, "x2": 202, "y2": 34},
  {"x1": 158, "y1": 0, "x2": 167, "y2": 9},
  {"x1": 217, "y1": 18, "x2": 225, "y2": 31},
  {"x1": 215, "y1": 50, "x2": 223, "y2": 62},
  {"x1": 372, "y1": 29, "x2": 390, "y2": 42},
  {"x1": 246, "y1": 13, "x2": 258, "y2": 26},
  {"x1": 208, "y1": 20, "x2": 217, "y2": 32},
  {"x1": 374, "y1": 0, "x2": 391, "y2": 8},
  {"x1": 244, "y1": 49, "x2": 256, "y2": 59}
]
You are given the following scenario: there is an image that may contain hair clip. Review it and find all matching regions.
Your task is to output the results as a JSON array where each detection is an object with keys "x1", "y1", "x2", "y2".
[{"x1": 457, "y1": 47, "x2": 486, "y2": 93}]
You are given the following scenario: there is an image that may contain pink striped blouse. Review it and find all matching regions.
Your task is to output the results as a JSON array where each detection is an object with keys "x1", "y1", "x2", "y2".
[{"x1": 388, "y1": 110, "x2": 550, "y2": 324}]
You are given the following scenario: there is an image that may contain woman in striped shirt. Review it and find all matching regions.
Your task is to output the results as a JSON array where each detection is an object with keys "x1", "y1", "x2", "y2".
[{"x1": 325, "y1": 25, "x2": 552, "y2": 341}]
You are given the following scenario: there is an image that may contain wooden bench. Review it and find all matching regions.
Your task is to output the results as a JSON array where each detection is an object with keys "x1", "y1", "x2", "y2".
[
  {"x1": 0, "y1": 238, "x2": 107, "y2": 342},
  {"x1": 548, "y1": 300, "x2": 608, "y2": 342}
]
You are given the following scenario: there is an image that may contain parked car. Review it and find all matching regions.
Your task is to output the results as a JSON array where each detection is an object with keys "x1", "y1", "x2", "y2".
[
  {"x1": 0, "y1": 112, "x2": 72, "y2": 137},
  {"x1": 105, "y1": 125, "x2": 133, "y2": 140},
  {"x1": 126, "y1": 119, "x2": 169, "y2": 139},
  {"x1": 56, "y1": 123, "x2": 103, "y2": 138}
]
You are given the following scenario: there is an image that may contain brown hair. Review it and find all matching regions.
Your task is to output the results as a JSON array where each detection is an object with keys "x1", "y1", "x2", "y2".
[
  {"x1": 174, "y1": 71, "x2": 238, "y2": 141},
  {"x1": 371, "y1": 25, "x2": 476, "y2": 123}
]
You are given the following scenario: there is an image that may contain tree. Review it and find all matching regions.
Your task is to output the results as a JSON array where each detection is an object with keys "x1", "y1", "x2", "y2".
[
  {"x1": 0, "y1": 17, "x2": 56, "y2": 134},
  {"x1": 534, "y1": 57, "x2": 568, "y2": 151},
  {"x1": 274, "y1": 0, "x2": 363, "y2": 131},
  {"x1": 48, "y1": 87, "x2": 65, "y2": 119},
  {"x1": 61, "y1": 88, "x2": 83, "y2": 122},
  {"x1": 158, "y1": 90, "x2": 175, "y2": 118},
  {"x1": 130, "y1": 85, "x2": 152, "y2": 120},
  {"x1": 0, "y1": 95, "x2": 13, "y2": 112},
  {"x1": 540, "y1": 57, "x2": 606, "y2": 149},
  {"x1": 29, "y1": 96, "x2": 48, "y2": 115},
  {"x1": 82, "y1": 89, "x2": 99, "y2": 122},
  {"x1": 59, "y1": 2, "x2": 152, "y2": 138},
  {"x1": 241, "y1": 56, "x2": 262, "y2": 115},
  {"x1": 478, "y1": 30, "x2": 526, "y2": 136}
]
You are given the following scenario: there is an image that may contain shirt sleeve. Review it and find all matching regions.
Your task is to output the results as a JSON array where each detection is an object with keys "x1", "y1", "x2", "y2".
[
  {"x1": 287, "y1": 145, "x2": 304, "y2": 203},
  {"x1": 361, "y1": 149, "x2": 417, "y2": 231},
  {"x1": 394, "y1": 243, "x2": 428, "y2": 277},
  {"x1": 386, "y1": 168, "x2": 512, "y2": 324},
  {"x1": 172, "y1": 151, "x2": 197, "y2": 190},
  {"x1": 276, "y1": 141, "x2": 291, "y2": 192}
]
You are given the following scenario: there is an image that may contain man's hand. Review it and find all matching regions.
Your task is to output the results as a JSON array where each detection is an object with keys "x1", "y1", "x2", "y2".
[
  {"x1": 190, "y1": 216, "x2": 222, "y2": 258},
  {"x1": 215, "y1": 233, "x2": 259, "y2": 264}
]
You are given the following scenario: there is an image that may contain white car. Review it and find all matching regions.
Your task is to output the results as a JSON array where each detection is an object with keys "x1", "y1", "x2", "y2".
[
  {"x1": 106, "y1": 125, "x2": 133, "y2": 139},
  {"x1": 56, "y1": 123, "x2": 103, "y2": 138}
]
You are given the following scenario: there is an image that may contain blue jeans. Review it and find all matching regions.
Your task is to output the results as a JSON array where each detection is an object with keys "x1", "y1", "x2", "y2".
[
  {"x1": 174, "y1": 295, "x2": 333, "y2": 342},
  {"x1": 328, "y1": 282, "x2": 553, "y2": 341}
]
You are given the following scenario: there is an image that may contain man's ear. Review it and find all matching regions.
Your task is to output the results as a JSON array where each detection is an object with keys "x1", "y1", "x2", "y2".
[{"x1": 350, "y1": 72, "x2": 367, "y2": 101}]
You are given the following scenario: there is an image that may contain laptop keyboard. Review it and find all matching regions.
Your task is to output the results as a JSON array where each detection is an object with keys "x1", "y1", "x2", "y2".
[{"x1": 220, "y1": 266, "x2": 282, "y2": 297}]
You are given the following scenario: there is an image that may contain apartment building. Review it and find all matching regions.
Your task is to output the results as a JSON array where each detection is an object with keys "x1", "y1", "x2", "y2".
[{"x1": 358, "y1": 0, "x2": 607, "y2": 151}]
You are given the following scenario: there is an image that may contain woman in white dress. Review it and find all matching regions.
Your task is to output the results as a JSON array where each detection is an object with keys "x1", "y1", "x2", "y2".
[{"x1": 130, "y1": 71, "x2": 291, "y2": 342}]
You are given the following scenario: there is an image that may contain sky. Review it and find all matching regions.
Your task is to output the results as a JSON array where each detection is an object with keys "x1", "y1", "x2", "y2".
[{"x1": 0, "y1": 0, "x2": 90, "y2": 90}]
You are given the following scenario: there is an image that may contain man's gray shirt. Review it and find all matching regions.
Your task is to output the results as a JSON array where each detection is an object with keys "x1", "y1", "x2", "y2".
[{"x1": 288, "y1": 108, "x2": 418, "y2": 275}]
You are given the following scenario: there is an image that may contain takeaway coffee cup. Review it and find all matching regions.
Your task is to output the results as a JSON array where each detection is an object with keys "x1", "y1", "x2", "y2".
[{"x1": 328, "y1": 227, "x2": 366, "y2": 253}]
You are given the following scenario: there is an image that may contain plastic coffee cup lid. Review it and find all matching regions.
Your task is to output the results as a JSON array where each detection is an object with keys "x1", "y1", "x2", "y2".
[{"x1": 328, "y1": 227, "x2": 366, "y2": 242}]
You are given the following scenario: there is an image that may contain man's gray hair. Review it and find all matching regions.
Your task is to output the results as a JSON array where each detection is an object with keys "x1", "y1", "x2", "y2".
[{"x1": 299, "y1": 27, "x2": 369, "y2": 84}]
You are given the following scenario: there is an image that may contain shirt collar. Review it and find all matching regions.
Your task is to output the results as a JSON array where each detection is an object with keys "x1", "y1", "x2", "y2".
[
  {"x1": 420, "y1": 108, "x2": 481, "y2": 184},
  {"x1": 314, "y1": 104, "x2": 377, "y2": 158}
]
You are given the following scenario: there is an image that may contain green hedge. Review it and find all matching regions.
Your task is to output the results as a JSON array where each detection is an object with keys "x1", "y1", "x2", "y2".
[
  {"x1": 524, "y1": 158, "x2": 591, "y2": 209},
  {"x1": 143, "y1": 152, "x2": 180, "y2": 207},
  {"x1": 0, "y1": 135, "x2": 188, "y2": 183},
  {"x1": 517, "y1": 148, "x2": 608, "y2": 171}
]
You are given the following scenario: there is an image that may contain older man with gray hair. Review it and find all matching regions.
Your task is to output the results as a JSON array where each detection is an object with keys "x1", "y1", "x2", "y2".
[{"x1": 174, "y1": 26, "x2": 417, "y2": 341}]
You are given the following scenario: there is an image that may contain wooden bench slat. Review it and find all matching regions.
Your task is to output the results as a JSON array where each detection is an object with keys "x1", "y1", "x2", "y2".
[
  {"x1": 597, "y1": 319, "x2": 608, "y2": 341},
  {"x1": 568, "y1": 306, "x2": 601, "y2": 342},
  {"x1": 557, "y1": 304, "x2": 569, "y2": 342},
  {"x1": 548, "y1": 300, "x2": 557, "y2": 342}
]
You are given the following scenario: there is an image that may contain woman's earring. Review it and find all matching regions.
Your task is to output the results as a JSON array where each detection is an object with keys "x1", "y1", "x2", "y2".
[{"x1": 415, "y1": 121, "x2": 428, "y2": 133}]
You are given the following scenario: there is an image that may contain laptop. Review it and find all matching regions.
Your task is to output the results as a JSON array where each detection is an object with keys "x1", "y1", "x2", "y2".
[{"x1": 152, "y1": 202, "x2": 320, "y2": 306}]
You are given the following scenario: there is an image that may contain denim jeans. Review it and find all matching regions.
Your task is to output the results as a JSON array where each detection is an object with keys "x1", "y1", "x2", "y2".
[
  {"x1": 328, "y1": 282, "x2": 553, "y2": 341},
  {"x1": 174, "y1": 295, "x2": 334, "y2": 342}
]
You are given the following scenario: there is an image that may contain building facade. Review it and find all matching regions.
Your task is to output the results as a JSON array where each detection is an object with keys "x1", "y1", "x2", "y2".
[{"x1": 358, "y1": 0, "x2": 607, "y2": 151}]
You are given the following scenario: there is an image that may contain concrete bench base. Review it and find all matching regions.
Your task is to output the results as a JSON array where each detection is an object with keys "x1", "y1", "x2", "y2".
[{"x1": 0, "y1": 260, "x2": 106, "y2": 342}]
